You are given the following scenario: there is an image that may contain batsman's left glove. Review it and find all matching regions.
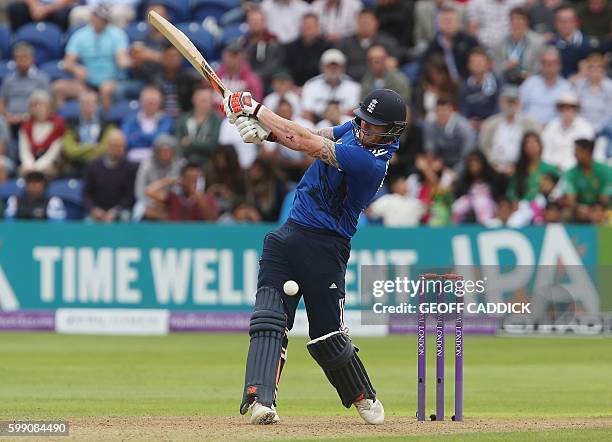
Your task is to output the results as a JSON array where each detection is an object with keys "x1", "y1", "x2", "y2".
[
  {"x1": 223, "y1": 91, "x2": 263, "y2": 123},
  {"x1": 235, "y1": 116, "x2": 274, "y2": 144}
]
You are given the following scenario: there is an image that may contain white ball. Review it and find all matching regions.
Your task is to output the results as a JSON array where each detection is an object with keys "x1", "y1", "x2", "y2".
[{"x1": 283, "y1": 280, "x2": 299, "y2": 296}]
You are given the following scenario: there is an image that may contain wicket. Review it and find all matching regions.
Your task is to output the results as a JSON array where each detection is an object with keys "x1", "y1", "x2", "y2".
[{"x1": 416, "y1": 273, "x2": 464, "y2": 422}]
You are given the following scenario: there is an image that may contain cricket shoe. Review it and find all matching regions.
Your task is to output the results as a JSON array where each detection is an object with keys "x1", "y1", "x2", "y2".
[
  {"x1": 354, "y1": 398, "x2": 385, "y2": 425},
  {"x1": 249, "y1": 402, "x2": 280, "y2": 425}
]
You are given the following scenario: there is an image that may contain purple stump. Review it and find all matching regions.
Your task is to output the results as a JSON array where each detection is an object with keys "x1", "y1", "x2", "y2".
[
  {"x1": 435, "y1": 288, "x2": 445, "y2": 421},
  {"x1": 453, "y1": 291, "x2": 464, "y2": 421},
  {"x1": 417, "y1": 284, "x2": 427, "y2": 421}
]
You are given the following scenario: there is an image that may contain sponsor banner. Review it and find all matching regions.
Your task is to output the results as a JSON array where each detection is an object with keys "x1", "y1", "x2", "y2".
[
  {"x1": 55, "y1": 308, "x2": 169, "y2": 335},
  {"x1": 0, "y1": 223, "x2": 599, "y2": 312},
  {"x1": 0, "y1": 311, "x2": 55, "y2": 331},
  {"x1": 170, "y1": 312, "x2": 250, "y2": 332}
]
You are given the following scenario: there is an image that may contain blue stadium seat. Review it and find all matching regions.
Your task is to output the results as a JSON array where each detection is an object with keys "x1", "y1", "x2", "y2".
[
  {"x1": 40, "y1": 60, "x2": 73, "y2": 81},
  {"x1": 104, "y1": 100, "x2": 140, "y2": 125},
  {"x1": 47, "y1": 179, "x2": 85, "y2": 220},
  {"x1": 0, "y1": 179, "x2": 25, "y2": 201},
  {"x1": 144, "y1": 0, "x2": 190, "y2": 23},
  {"x1": 125, "y1": 21, "x2": 150, "y2": 43},
  {"x1": 217, "y1": 22, "x2": 248, "y2": 49},
  {"x1": 177, "y1": 22, "x2": 217, "y2": 60},
  {"x1": 190, "y1": 0, "x2": 240, "y2": 22},
  {"x1": 0, "y1": 60, "x2": 15, "y2": 78},
  {"x1": 57, "y1": 100, "x2": 80, "y2": 121},
  {"x1": 0, "y1": 25, "x2": 11, "y2": 60},
  {"x1": 13, "y1": 22, "x2": 63, "y2": 65}
]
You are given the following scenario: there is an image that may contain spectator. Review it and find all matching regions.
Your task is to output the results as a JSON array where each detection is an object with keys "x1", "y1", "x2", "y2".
[
  {"x1": 62, "y1": 90, "x2": 113, "y2": 177},
  {"x1": 424, "y1": 6, "x2": 479, "y2": 81},
  {"x1": 243, "y1": 7, "x2": 284, "y2": 91},
  {"x1": 480, "y1": 85, "x2": 540, "y2": 176},
  {"x1": 415, "y1": 55, "x2": 458, "y2": 122},
  {"x1": 507, "y1": 131, "x2": 559, "y2": 203},
  {"x1": 301, "y1": 49, "x2": 360, "y2": 122},
  {"x1": 263, "y1": 99, "x2": 313, "y2": 183},
  {"x1": 4, "y1": 171, "x2": 65, "y2": 221},
  {"x1": 217, "y1": 42, "x2": 264, "y2": 103},
  {"x1": 220, "y1": 200, "x2": 263, "y2": 224},
  {"x1": 458, "y1": 47, "x2": 501, "y2": 129},
  {"x1": 8, "y1": 0, "x2": 78, "y2": 31},
  {"x1": 519, "y1": 47, "x2": 572, "y2": 125},
  {"x1": 69, "y1": 0, "x2": 138, "y2": 28},
  {"x1": 574, "y1": 53, "x2": 612, "y2": 132},
  {"x1": 542, "y1": 93, "x2": 595, "y2": 171},
  {"x1": 408, "y1": 151, "x2": 455, "y2": 225},
  {"x1": 390, "y1": 106, "x2": 423, "y2": 179},
  {"x1": 465, "y1": 0, "x2": 525, "y2": 50},
  {"x1": 0, "y1": 117, "x2": 14, "y2": 182},
  {"x1": 315, "y1": 101, "x2": 350, "y2": 129},
  {"x1": 452, "y1": 150, "x2": 503, "y2": 225},
  {"x1": 18, "y1": 90, "x2": 65, "y2": 177},
  {"x1": 121, "y1": 86, "x2": 174, "y2": 163},
  {"x1": 83, "y1": 129, "x2": 137, "y2": 222},
  {"x1": 424, "y1": 96, "x2": 477, "y2": 172},
  {"x1": 245, "y1": 157, "x2": 287, "y2": 222},
  {"x1": 563, "y1": 138, "x2": 611, "y2": 222},
  {"x1": 360, "y1": 45, "x2": 411, "y2": 104},
  {"x1": 59, "y1": 6, "x2": 131, "y2": 109},
  {"x1": 282, "y1": 13, "x2": 332, "y2": 87},
  {"x1": 153, "y1": 43, "x2": 200, "y2": 119},
  {"x1": 146, "y1": 162, "x2": 219, "y2": 222},
  {"x1": 375, "y1": 0, "x2": 415, "y2": 50},
  {"x1": 310, "y1": 0, "x2": 363, "y2": 42},
  {"x1": 205, "y1": 145, "x2": 246, "y2": 215},
  {"x1": 133, "y1": 134, "x2": 184, "y2": 221},
  {"x1": 492, "y1": 7, "x2": 545, "y2": 85},
  {"x1": 507, "y1": 171, "x2": 559, "y2": 226},
  {"x1": 123, "y1": 4, "x2": 169, "y2": 99},
  {"x1": 529, "y1": 0, "x2": 564, "y2": 38},
  {"x1": 367, "y1": 175, "x2": 425, "y2": 227},
  {"x1": 175, "y1": 88, "x2": 222, "y2": 166},
  {"x1": 218, "y1": 116, "x2": 260, "y2": 170},
  {"x1": 263, "y1": 71, "x2": 302, "y2": 119},
  {"x1": 550, "y1": 5, "x2": 602, "y2": 78},
  {"x1": 413, "y1": 0, "x2": 461, "y2": 57},
  {"x1": 576, "y1": 0, "x2": 612, "y2": 40},
  {"x1": 261, "y1": 0, "x2": 309, "y2": 44},
  {"x1": 0, "y1": 43, "x2": 50, "y2": 135},
  {"x1": 335, "y1": 8, "x2": 400, "y2": 81}
]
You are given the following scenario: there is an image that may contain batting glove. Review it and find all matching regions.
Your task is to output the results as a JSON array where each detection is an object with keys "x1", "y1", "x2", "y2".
[
  {"x1": 223, "y1": 91, "x2": 263, "y2": 123},
  {"x1": 235, "y1": 116, "x2": 271, "y2": 144}
]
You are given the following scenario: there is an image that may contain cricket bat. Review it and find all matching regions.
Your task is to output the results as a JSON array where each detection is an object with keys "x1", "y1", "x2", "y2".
[{"x1": 148, "y1": 11, "x2": 229, "y2": 97}]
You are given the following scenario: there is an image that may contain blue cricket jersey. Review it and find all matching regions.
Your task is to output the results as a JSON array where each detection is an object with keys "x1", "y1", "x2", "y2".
[{"x1": 288, "y1": 120, "x2": 399, "y2": 239}]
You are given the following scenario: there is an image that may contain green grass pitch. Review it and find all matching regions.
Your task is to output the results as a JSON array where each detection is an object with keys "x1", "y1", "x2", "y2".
[{"x1": 1, "y1": 332, "x2": 611, "y2": 440}]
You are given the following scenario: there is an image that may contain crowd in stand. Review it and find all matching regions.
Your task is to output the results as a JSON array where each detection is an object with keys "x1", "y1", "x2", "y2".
[{"x1": 0, "y1": 0, "x2": 611, "y2": 226}]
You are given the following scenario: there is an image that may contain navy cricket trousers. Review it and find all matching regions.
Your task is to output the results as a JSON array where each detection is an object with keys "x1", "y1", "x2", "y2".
[{"x1": 257, "y1": 220, "x2": 351, "y2": 339}]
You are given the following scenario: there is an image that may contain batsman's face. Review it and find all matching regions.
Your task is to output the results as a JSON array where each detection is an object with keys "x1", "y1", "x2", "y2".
[{"x1": 359, "y1": 120, "x2": 388, "y2": 147}]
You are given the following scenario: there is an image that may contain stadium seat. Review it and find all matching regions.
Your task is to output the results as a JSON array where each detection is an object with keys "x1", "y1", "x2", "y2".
[
  {"x1": 190, "y1": 0, "x2": 240, "y2": 23},
  {"x1": 125, "y1": 21, "x2": 149, "y2": 43},
  {"x1": 0, "y1": 25, "x2": 11, "y2": 60},
  {"x1": 104, "y1": 100, "x2": 140, "y2": 125},
  {"x1": 217, "y1": 22, "x2": 248, "y2": 49},
  {"x1": 0, "y1": 60, "x2": 15, "y2": 78},
  {"x1": 177, "y1": 22, "x2": 217, "y2": 60},
  {"x1": 0, "y1": 179, "x2": 25, "y2": 201},
  {"x1": 57, "y1": 100, "x2": 80, "y2": 121},
  {"x1": 13, "y1": 22, "x2": 63, "y2": 65},
  {"x1": 47, "y1": 178, "x2": 85, "y2": 220},
  {"x1": 40, "y1": 60, "x2": 73, "y2": 82},
  {"x1": 141, "y1": 0, "x2": 190, "y2": 23}
]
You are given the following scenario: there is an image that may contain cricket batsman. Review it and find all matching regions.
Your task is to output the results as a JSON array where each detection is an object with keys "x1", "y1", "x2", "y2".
[{"x1": 222, "y1": 88, "x2": 407, "y2": 425}]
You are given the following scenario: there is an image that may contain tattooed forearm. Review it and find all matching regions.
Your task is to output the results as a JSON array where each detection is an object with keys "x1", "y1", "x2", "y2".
[
  {"x1": 308, "y1": 127, "x2": 335, "y2": 141},
  {"x1": 312, "y1": 138, "x2": 339, "y2": 168}
]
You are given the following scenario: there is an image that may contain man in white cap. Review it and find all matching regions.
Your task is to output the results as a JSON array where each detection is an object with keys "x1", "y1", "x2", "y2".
[
  {"x1": 541, "y1": 93, "x2": 595, "y2": 171},
  {"x1": 301, "y1": 48, "x2": 360, "y2": 122}
]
